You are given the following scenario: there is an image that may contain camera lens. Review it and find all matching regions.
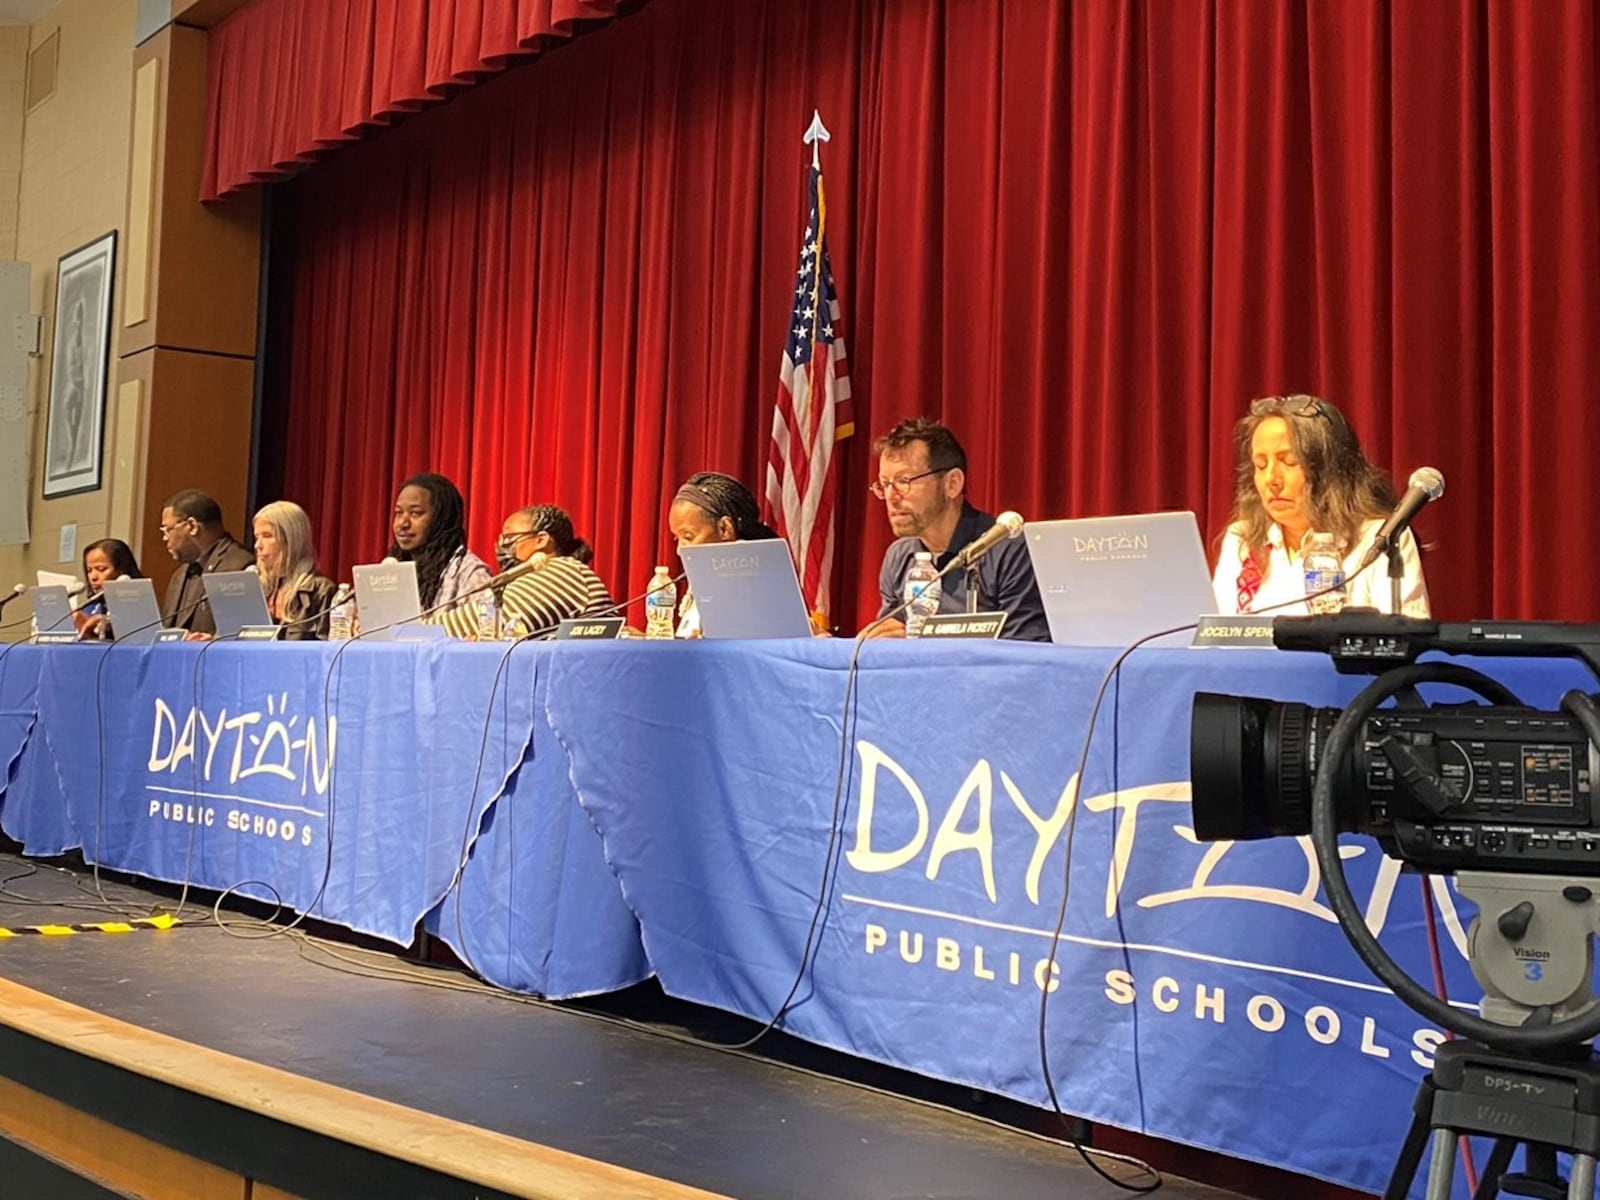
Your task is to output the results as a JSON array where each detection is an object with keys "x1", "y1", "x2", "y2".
[{"x1": 1190, "y1": 693, "x2": 1325, "y2": 840}]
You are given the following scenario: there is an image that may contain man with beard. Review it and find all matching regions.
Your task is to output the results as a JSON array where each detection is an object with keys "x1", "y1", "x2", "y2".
[{"x1": 863, "y1": 417, "x2": 1048, "y2": 641}]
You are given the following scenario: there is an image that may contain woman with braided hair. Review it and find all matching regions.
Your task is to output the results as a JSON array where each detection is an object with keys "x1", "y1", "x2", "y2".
[
  {"x1": 437, "y1": 503, "x2": 613, "y2": 638},
  {"x1": 667, "y1": 472, "x2": 780, "y2": 637},
  {"x1": 388, "y1": 472, "x2": 492, "y2": 611}
]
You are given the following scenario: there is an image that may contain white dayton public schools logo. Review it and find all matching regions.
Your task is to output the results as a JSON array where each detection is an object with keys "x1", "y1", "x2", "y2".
[
  {"x1": 841, "y1": 739, "x2": 1458, "y2": 1068},
  {"x1": 144, "y1": 692, "x2": 336, "y2": 847},
  {"x1": 1073, "y1": 533, "x2": 1149, "y2": 561},
  {"x1": 709, "y1": 554, "x2": 761, "y2": 577}
]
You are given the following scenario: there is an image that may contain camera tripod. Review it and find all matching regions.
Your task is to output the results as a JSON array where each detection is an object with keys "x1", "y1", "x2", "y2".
[{"x1": 1383, "y1": 872, "x2": 1600, "y2": 1199}]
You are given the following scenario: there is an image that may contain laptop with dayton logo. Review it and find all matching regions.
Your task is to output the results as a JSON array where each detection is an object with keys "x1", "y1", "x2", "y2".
[
  {"x1": 28, "y1": 585, "x2": 76, "y2": 637},
  {"x1": 101, "y1": 577, "x2": 167, "y2": 645},
  {"x1": 1023, "y1": 511, "x2": 1216, "y2": 647},
  {"x1": 352, "y1": 560, "x2": 422, "y2": 641},
  {"x1": 678, "y1": 538, "x2": 814, "y2": 639},
  {"x1": 202, "y1": 569, "x2": 273, "y2": 638}
]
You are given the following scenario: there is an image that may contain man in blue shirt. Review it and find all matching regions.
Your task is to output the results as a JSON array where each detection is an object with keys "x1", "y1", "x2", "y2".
[{"x1": 864, "y1": 417, "x2": 1049, "y2": 641}]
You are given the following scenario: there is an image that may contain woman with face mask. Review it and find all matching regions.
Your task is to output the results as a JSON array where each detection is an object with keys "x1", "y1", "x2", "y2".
[{"x1": 436, "y1": 504, "x2": 613, "y2": 638}]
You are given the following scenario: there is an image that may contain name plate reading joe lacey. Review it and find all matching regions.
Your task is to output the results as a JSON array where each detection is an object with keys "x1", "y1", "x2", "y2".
[
  {"x1": 920, "y1": 612, "x2": 1008, "y2": 640},
  {"x1": 555, "y1": 617, "x2": 625, "y2": 640},
  {"x1": 1191, "y1": 614, "x2": 1276, "y2": 648}
]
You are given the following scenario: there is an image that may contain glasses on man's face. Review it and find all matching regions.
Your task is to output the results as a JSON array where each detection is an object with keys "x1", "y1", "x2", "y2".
[
  {"x1": 157, "y1": 519, "x2": 193, "y2": 539},
  {"x1": 869, "y1": 466, "x2": 952, "y2": 501},
  {"x1": 1250, "y1": 394, "x2": 1327, "y2": 419}
]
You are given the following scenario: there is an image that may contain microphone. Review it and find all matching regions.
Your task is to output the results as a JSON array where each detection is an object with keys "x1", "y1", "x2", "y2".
[
  {"x1": 358, "y1": 557, "x2": 543, "y2": 640},
  {"x1": 67, "y1": 580, "x2": 87, "y2": 598},
  {"x1": 278, "y1": 582, "x2": 354, "y2": 634},
  {"x1": 0, "y1": 582, "x2": 25, "y2": 614},
  {"x1": 520, "y1": 570, "x2": 690, "y2": 641},
  {"x1": 1356, "y1": 467, "x2": 1444, "y2": 570},
  {"x1": 381, "y1": 556, "x2": 398, "y2": 565},
  {"x1": 955, "y1": 511, "x2": 1025, "y2": 568}
]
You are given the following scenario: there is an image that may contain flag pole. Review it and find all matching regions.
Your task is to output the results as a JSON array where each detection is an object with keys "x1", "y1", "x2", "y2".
[{"x1": 804, "y1": 109, "x2": 830, "y2": 169}]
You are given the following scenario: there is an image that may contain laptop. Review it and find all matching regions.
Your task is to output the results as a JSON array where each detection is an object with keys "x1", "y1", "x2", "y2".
[
  {"x1": 1024, "y1": 511, "x2": 1216, "y2": 647},
  {"x1": 28, "y1": 585, "x2": 76, "y2": 636},
  {"x1": 101, "y1": 577, "x2": 167, "y2": 645},
  {"x1": 678, "y1": 538, "x2": 814, "y2": 639},
  {"x1": 202, "y1": 569, "x2": 274, "y2": 637},
  {"x1": 352, "y1": 561, "x2": 422, "y2": 641}
]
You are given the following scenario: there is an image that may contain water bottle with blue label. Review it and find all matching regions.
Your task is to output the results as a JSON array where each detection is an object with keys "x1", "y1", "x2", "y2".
[
  {"x1": 644, "y1": 566, "x2": 676, "y2": 639},
  {"x1": 1302, "y1": 532, "x2": 1347, "y2": 614},
  {"x1": 903, "y1": 552, "x2": 942, "y2": 636}
]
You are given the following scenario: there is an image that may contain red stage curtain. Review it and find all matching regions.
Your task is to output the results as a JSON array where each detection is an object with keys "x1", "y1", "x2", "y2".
[
  {"x1": 260, "y1": 0, "x2": 1600, "y2": 627},
  {"x1": 201, "y1": 0, "x2": 642, "y2": 200}
]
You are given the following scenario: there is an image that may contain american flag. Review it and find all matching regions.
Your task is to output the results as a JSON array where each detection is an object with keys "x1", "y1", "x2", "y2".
[{"x1": 764, "y1": 163, "x2": 854, "y2": 619}]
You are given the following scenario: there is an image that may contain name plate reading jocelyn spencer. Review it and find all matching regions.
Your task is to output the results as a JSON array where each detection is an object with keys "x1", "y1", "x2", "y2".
[
  {"x1": 920, "y1": 612, "x2": 1008, "y2": 640},
  {"x1": 1192, "y1": 614, "x2": 1277, "y2": 647},
  {"x1": 555, "y1": 617, "x2": 625, "y2": 641}
]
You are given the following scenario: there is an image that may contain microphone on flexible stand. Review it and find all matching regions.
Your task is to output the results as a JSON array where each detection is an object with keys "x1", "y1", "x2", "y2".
[
  {"x1": 1357, "y1": 467, "x2": 1445, "y2": 571},
  {"x1": 359, "y1": 556, "x2": 545, "y2": 640},
  {"x1": 0, "y1": 582, "x2": 24, "y2": 615},
  {"x1": 520, "y1": 570, "x2": 690, "y2": 641},
  {"x1": 954, "y1": 510, "x2": 1026, "y2": 569},
  {"x1": 863, "y1": 512, "x2": 1027, "y2": 638}
]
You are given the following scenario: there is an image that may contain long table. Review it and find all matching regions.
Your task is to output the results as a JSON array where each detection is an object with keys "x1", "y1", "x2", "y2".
[{"x1": 1, "y1": 635, "x2": 1591, "y2": 1195}]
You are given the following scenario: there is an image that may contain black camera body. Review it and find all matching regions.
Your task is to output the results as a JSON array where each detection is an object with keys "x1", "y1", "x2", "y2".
[
  {"x1": 1189, "y1": 614, "x2": 1600, "y2": 876},
  {"x1": 1192, "y1": 693, "x2": 1600, "y2": 874}
]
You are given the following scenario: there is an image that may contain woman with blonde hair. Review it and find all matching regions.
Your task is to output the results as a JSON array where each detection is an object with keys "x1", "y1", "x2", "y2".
[{"x1": 252, "y1": 500, "x2": 338, "y2": 639}]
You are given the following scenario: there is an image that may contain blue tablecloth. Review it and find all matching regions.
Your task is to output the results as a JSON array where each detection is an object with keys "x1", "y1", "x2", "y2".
[
  {"x1": 5, "y1": 633, "x2": 1595, "y2": 1195},
  {"x1": 0, "y1": 640, "x2": 647, "y2": 996},
  {"x1": 543, "y1": 638, "x2": 1598, "y2": 1197}
]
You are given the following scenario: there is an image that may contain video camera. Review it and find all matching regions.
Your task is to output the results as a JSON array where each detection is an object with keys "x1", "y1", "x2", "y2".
[{"x1": 1190, "y1": 612, "x2": 1600, "y2": 876}]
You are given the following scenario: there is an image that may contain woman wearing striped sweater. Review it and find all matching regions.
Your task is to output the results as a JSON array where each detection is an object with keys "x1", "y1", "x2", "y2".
[{"x1": 438, "y1": 504, "x2": 613, "y2": 638}]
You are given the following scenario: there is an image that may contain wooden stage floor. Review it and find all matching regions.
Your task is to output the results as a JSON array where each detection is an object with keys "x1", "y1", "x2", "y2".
[{"x1": 0, "y1": 852, "x2": 1254, "y2": 1200}]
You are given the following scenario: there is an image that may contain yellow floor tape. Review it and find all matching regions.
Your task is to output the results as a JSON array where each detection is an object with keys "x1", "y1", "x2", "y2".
[{"x1": 0, "y1": 914, "x2": 180, "y2": 938}]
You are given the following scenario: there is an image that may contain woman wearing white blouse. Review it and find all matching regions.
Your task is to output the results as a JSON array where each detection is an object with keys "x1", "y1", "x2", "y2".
[{"x1": 1211, "y1": 394, "x2": 1430, "y2": 617}]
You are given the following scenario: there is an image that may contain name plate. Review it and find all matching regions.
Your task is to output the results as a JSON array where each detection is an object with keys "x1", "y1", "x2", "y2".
[
  {"x1": 153, "y1": 629, "x2": 187, "y2": 643},
  {"x1": 237, "y1": 625, "x2": 282, "y2": 642},
  {"x1": 1192, "y1": 615, "x2": 1276, "y2": 647},
  {"x1": 920, "y1": 612, "x2": 1008, "y2": 640},
  {"x1": 556, "y1": 617, "x2": 624, "y2": 640},
  {"x1": 32, "y1": 631, "x2": 82, "y2": 645}
]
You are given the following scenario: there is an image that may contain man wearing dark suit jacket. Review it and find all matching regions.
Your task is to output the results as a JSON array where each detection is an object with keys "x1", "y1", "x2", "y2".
[{"x1": 158, "y1": 489, "x2": 255, "y2": 636}]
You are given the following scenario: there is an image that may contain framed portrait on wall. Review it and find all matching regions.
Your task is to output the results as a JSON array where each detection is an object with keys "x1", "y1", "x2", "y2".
[{"x1": 43, "y1": 230, "x2": 117, "y2": 499}]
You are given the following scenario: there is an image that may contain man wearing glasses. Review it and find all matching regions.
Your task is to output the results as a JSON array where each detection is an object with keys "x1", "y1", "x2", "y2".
[
  {"x1": 864, "y1": 417, "x2": 1048, "y2": 641},
  {"x1": 158, "y1": 489, "x2": 254, "y2": 635}
]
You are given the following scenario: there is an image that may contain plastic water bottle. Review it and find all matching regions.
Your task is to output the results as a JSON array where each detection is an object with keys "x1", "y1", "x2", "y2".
[
  {"x1": 1302, "y1": 532, "x2": 1347, "y2": 614},
  {"x1": 327, "y1": 588, "x2": 355, "y2": 641},
  {"x1": 644, "y1": 567, "x2": 676, "y2": 639},
  {"x1": 475, "y1": 589, "x2": 500, "y2": 640},
  {"x1": 903, "y1": 552, "x2": 942, "y2": 636}
]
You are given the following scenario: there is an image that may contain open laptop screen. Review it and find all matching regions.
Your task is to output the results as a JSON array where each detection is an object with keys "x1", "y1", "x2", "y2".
[
  {"x1": 1024, "y1": 511, "x2": 1215, "y2": 646},
  {"x1": 202, "y1": 570, "x2": 273, "y2": 638},
  {"x1": 101, "y1": 578, "x2": 165, "y2": 645},
  {"x1": 352, "y1": 561, "x2": 422, "y2": 640},
  {"x1": 678, "y1": 539, "x2": 813, "y2": 640}
]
